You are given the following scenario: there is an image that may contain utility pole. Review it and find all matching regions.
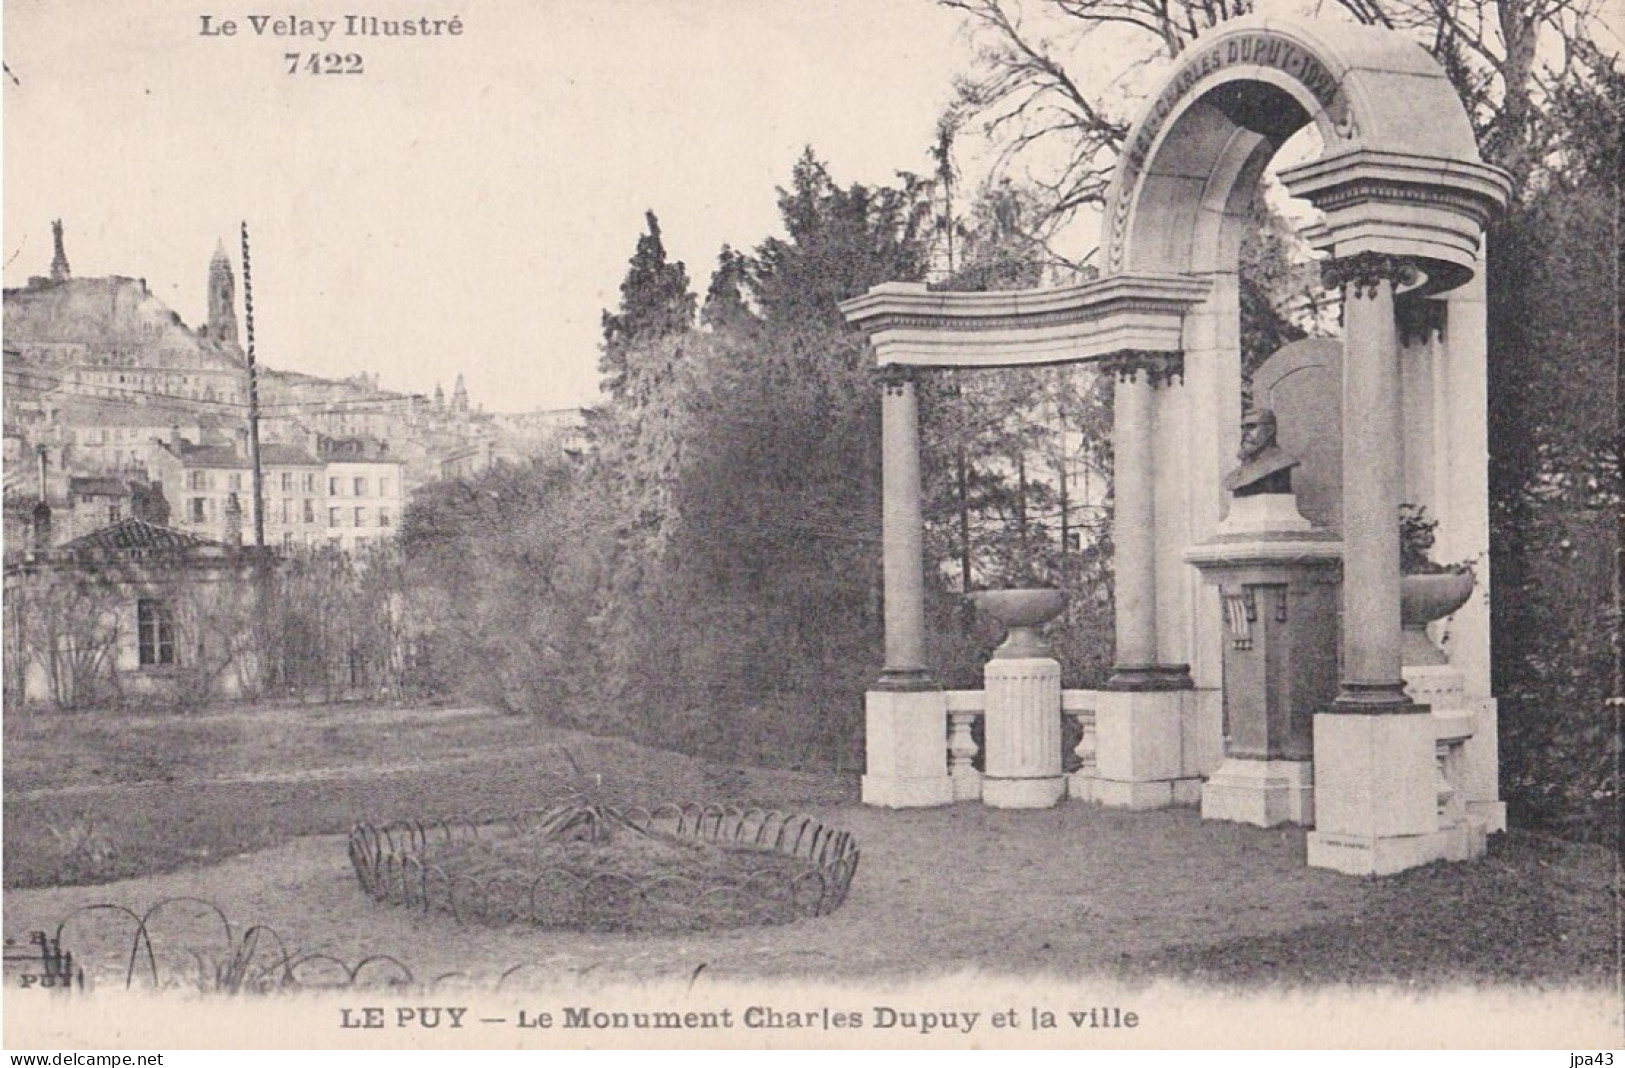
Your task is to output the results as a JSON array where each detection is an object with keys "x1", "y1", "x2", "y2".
[{"x1": 240, "y1": 222, "x2": 265, "y2": 549}]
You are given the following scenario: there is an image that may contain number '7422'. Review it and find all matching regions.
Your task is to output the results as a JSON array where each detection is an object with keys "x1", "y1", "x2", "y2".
[{"x1": 285, "y1": 53, "x2": 364, "y2": 75}]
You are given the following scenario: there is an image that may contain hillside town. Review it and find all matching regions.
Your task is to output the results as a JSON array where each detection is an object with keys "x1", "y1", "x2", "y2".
[{"x1": 2, "y1": 221, "x2": 584, "y2": 552}]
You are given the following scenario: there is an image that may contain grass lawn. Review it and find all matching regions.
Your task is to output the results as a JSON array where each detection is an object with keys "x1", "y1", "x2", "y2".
[
  {"x1": 3, "y1": 701, "x2": 852, "y2": 888},
  {"x1": 3, "y1": 700, "x2": 1618, "y2": 991}
]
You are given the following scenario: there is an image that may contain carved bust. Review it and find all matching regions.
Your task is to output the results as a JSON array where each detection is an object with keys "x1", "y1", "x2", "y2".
[{"x1": 1222, "y1": 406, "x2": 1299, "y2": 497}]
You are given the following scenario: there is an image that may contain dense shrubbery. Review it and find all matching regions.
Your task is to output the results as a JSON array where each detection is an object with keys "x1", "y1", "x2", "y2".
[
  {"x1": 397, "y1": 40, "x2": 1620, "y2": 846},
  {"x1": 399, "y1": 152, "x2": 1128, "y2": 772},
  {"x1": 1487, "y1": 184, "x2": 1621, "y2": 844},
  {"x1": 1478, "y1": 50, "x2": 1623, "y2": 845}
]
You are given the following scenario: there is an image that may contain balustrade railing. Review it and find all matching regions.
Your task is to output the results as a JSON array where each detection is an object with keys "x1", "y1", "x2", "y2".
[
  {"x1": 1434, "y1": 711, "x2": 1475, "y2": 828},
  {"x1": 941, "y1": 690, "x2": 1101, "y2": 803},
  {"x1": 939, "y1": 686, "x2": 1482, "y2": 830}
]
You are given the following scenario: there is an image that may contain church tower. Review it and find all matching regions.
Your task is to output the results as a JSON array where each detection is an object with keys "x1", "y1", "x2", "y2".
[
  {"x1": 207, "y1": 239, "x2": 241, "y2": 350},
  {"x1": 451, "y1": 374, "x2": 469, "y2": 414},
  {"x1": 49, "y1": 219, "x2": 70, "y2": 282}
]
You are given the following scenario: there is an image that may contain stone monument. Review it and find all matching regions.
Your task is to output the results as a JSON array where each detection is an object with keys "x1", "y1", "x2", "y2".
[
  {"x1": 1186, "y1": 405, "x2": 1340, "y2": 826},
  {"x1": 841, "y1": 16, "x2": 1508, "y2": 875}
]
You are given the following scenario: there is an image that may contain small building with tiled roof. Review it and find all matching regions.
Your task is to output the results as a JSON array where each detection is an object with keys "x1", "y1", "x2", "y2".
[
  {"x1": 57, "y1": 516, "x2": 229, "y2": 556},
  {"x1": 4, "y1": 514, "x2": 270, "y2": 709}
]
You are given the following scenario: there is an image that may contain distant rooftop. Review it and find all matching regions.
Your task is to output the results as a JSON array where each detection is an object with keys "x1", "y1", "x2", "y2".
[
  {"x1": 318, "y1": 435, "x2": 395, "y2": 462},
  {"x1": 68, "y1": 476, "x2": 135, "y2": 497},
  {"x1": 58, "y1": 517, "x2": 226, "y2": 556},
  {"x1": 161, "y1": 441, "x2": 320, "y2": 468}
]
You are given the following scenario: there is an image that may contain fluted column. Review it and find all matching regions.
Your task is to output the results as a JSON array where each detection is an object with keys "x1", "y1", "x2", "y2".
[
  {"x1": 1103, "y1": 350, "x2": 1191, "y2": 691},
  {"x1": 1325, "y1": 253, "x2": 1418, "y2": 711},
  {"x1": 878, "y1": 365, "x2": 931, "y2": 690}
]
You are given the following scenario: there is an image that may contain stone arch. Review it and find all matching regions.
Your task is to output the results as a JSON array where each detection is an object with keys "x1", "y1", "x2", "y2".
[
  {"x1": 1084, "y1": 15, "x2": 1509, "y2": 710},
  {"x1": 1104, "y1": 16, "x2": 1493, "y2": 283},
  {"x1": 839, "y1": 19, "x2": 1510, "y2": 865}
]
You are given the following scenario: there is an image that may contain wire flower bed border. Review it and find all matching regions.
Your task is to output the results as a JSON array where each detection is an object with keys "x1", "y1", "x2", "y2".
[{"x1": 348, "y1": 803, "x2": 861, "y2": 932}]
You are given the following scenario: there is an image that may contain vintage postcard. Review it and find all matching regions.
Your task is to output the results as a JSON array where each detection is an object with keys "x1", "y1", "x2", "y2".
[{"x1": 2, "y1": 0, "x2": 1619, "y2": 1053}]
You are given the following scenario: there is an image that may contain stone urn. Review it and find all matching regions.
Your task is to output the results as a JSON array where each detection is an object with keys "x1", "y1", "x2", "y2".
[
  {"x1": 1400, "y1": 568, "x2": 1474, "y2": 665},
  {"x1": 969, "y1": 588, "x2": 1067, "y2": 658},
  {"x1": 970, "y1": 587, "x2": 1068, "y2": 809}
]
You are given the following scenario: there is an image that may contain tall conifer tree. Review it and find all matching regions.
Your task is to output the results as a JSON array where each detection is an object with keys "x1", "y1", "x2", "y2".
[{"x1": 599, "y1": 210, "x2": 697, "y2": 401}]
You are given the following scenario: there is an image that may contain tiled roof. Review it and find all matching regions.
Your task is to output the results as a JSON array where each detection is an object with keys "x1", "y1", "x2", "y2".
[
  {"x1": 173, "y1": 444, "x2": 247, "y2": 469},
  {"x1": 260, "y1": 443, "x2": 321, "y2": 466},
  {"x1": 59, "y1": 517, "x2": 227, "y2": 555},
  {"x1": 59, "y1": 405, "x2": 201, "y2": 428},
  {"x1": 170, "y1": 442, "x2": 321, "y2": 469},
  {"x1": 69, "y1": 476, "x2": 133, "y2": 497}
]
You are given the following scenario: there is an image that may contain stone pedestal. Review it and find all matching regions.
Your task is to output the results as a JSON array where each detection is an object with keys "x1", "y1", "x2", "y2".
[
  {"x1": 1091, "y1": 688, "x2": 1201, "y2": 808},
  {"x1": 861, "y1": 689, "x2": 952, "y2": 808},
  {"x1": 1307, "y1": 711, "x2": 1472, "y2": 875},
  {"x1": 1185, "y1": 506, "x2": 1341, "y2": 828},
  {"x1": 1201, "y1": 759, "x2": 1313, "y2": 825},
  {"x1": 982, "y1": 658, "x2": 1065, "y2": 809}
]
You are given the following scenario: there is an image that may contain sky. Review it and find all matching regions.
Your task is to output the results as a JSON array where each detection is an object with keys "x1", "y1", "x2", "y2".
[
  {"x1": 12, "y1": 2, "x2": 1613, "y2": 414},
  {"x1": 2, "y1": 0, "x2": 977, "y2": 412}
]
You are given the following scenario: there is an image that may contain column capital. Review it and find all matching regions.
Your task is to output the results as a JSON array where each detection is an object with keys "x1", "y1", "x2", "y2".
[
  {"x1": 1320, "y1": 252, "x2": 1421, "y2": 300},
  {"x1": 1100, "y1": 349, "x2": 1185, "y2": 388}
]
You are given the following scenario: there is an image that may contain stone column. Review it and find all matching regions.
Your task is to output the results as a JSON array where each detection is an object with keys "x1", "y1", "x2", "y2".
[
  {"x1": 879, "y1": 365, "x2": 930, "y2": 690},
  {"x1": 1111, "y1": 362, "x2": 1158, "y2": 682},
  {"x1": 1308, "y1": 252, "x2": 1464, "y2": 874},
  {"x1": 1325, "y1": 254, "x2": 1416, "y2": 711},
  {"x1": 1094, "y1": 350, "x2": 1196, "y2": 810},
  {"x1": 1102, "y1": 351, "x2": 1191, "y2": 691},
  {"x1": 864, "y1": 364, "x2": 951, "y2": 808}
]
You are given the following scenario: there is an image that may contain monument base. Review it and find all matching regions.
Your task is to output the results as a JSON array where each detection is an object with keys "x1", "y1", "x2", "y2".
[
  {"x1": 1091, "y1": 688, "x2": 1193, "y2": 810},
  {"x1": 862, "y1": 689, "x2": 952, "y2": 808},
  {"x1": 1214, "y1": 492, "x2": 1314, "y2": 536},
  {"x1": 1087, "y1": 776, "x2": 1203, "y2": 809},
  {"x1": 982, "y1": 775, "x2": 1067, "y2": 809},
  {"x1": 1201, "y1": 758, "x2": 1313, "y2": 827},
  {"x1": 1307, "y1": 819, "x2": 1488, "y2": 876}
]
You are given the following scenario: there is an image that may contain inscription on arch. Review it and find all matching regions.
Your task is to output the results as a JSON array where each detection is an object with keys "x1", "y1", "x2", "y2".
[
  {"x1": 1123, "y1": 32, "x2": 1348, "y2": 182},
  {"x1": 1108, "y1": 29, "x2": 1354, "y2": 272}
]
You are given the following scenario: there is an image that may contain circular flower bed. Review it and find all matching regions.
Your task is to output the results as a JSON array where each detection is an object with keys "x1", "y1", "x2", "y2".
[{"x1": 347, "y1": 803, "x2": 860, "y2": 933}]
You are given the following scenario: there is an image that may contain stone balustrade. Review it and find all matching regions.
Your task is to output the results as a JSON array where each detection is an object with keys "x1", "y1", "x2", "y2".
[
  {"x1": 1433, "y1": 710, "x2": 1476, "y2": 828},
  {"x1": 941, "y1": 690, "x2": 1103, "y2": 804},
  {"x1": 1064, "y1": 691, "x2": 1100, "y2": 802}
]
